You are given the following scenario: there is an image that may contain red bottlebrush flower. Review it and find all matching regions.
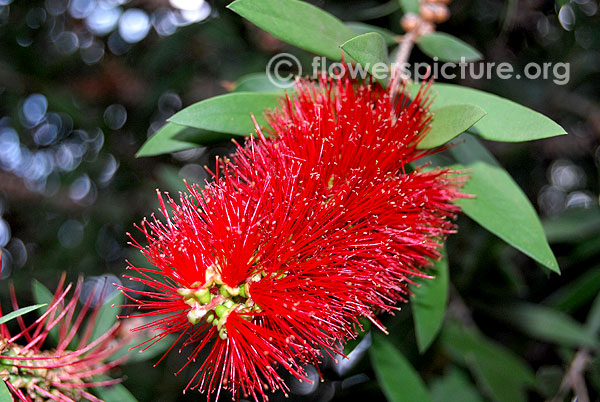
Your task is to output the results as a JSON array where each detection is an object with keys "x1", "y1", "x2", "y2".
[
  {"x1": 119, "y1": 75, "x2": 464, "y2": 401},
  {"x1": 0, "y1": 273, "x2": 128, "y2": 402}
]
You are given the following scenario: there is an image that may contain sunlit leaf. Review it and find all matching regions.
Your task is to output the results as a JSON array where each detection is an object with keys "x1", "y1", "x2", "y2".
[
  {"x1": 417, "y1": 33, "x2": 482, "y2": 62},
  {"x1": 341, "y1": 32, "x2": 389, "y2": 84},
  {"x1": 136, "y1": 123, "x2": 204, "y2": 158},
  {"x1": 410, "y1": 83, "x2": 567, "y2": 142},
  {"x1": 417, "y1": 104, "x2": 487, "y2": 149},
  {"x1": 450, "y1": 135, "x2": 559, "y2": 272},
  {"x1": 370, "y1": 334, "x2": 431, "y2": 402},
  {"x1": 169, "y1": 92, "x2": 281, "y2": 134},
  {"x1": 411, "y1": 254, "x2": 448, "y2": 353},
  {"x1": 228, "y1": 0, "x2": 355, "y2": 60}
]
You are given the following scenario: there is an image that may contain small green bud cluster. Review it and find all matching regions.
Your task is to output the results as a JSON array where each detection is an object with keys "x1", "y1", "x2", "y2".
[{"x1": 177, "y1": 265, "x2": 261, "y2": 340}]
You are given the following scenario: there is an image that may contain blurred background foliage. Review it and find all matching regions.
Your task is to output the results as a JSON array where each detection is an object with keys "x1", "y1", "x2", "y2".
[{"x1": 0, "y1": 0, "x2": 599, "y2": 401}]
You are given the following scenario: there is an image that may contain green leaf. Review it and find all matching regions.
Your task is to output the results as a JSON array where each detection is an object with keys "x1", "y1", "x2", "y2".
[
  {"x1": 545, "y1": 265, "x2": 600, "y2": 312},
  {"x1": 450, "y1": 134, "x2": 559, "y2": 272},
  {"x1": 136, "y1": 123, "x2": 202, "y2": 157},
  {"x1": 489, "y1": 303, "x2": 599, "y2": 349},
  {"x1": 357, "y1": 1, "x2": 401, "y2": 20},
  {"x1": 417, "y1": 33, "x2": 482, "y2": 62},
  {"x1": 586, "y1": 293, "x2": 600, "y2": 335},
  {"x1": 467, "y1": 355, "x2": 528, "y2": 402},
  {"x1": 0, "y1": 380, "x2": 11, "y2": 402},
  {"x1": 399, "y1": 0, "x2": 420, "y2": 14},
  {"x1": 93, "y1": 378, "x2": 138, "y2": 402},
  {"x1": 442, "y1": 322, "x2": 536, "y2": 384},
  {"x1": 169, "y1": 92, "x2": 281, "y2": 135},
  {"x1": 370, "y1": 334, "x2": 431, "y2": 402},
  {"x1": 32, "y1": 279, "x2": 54, "y2": 305},
  {"x1": 346, "y1": 22, "x2": 397, "y2": 45},
  {"x1": 341, "y1": 33, "x2": 390, "y2": 84},
  {"x1": 417, "y1": 104, "x2": 487, "y2": 149},
  {"x1": 543, "y1": 207, "x2": 600, "y2": 243},
  {"x1": 409, "y1": 83, "x2": 567, "y2": 142},
  {"x1": 32, "y1": 280, "x2": 60, "y2": 344},
  {"x1": 233, "y1": 72, "x2": 293, "y2": 92},
  {"x1": 112, "y1": 335, "x2": 177, "y2": 364},
  {"x1": 91, "y1": 291, "x2": 124, "y2": 342},
  {"x1": 441, "y1": 321, "x2": 536, "y2": 402},
  {"x1": 343, "y1": 318, "x2": 371, "y2": 355},
  {"x1": 0, "y1": 303, "x2": 47, "y2": 326},
  {"x1": 535, "y1": 366, "x2": 563, "y2": 398},
  {"x1": 430, "y1": 368, "x2": 484, "y2": 402},
  {"x1": 411, "y1": 254, "x2": 448, "y2": 353},
  {"x1": 227, "y1": 0, "x2": 355, "y2": 61}
]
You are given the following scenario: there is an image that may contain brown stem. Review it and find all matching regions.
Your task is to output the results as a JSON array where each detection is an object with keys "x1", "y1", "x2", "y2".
[
  {"x1": 548, "y1": 349, "x2": 591, "y2": 402},
  {"x1": 389, "y1": 31, "x2": 417, "y2": 100}
]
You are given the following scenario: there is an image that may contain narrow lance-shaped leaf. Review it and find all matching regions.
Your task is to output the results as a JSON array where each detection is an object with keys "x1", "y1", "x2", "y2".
[
  {"x1": 137, "y1": 123, "x2": 240, "y2": 158},
  {"x1": 586, "y1": 293, "x2": 600, "y2": 335},
  {"x1": 169, "y1": 92, "x2": 281, "y2": 135},
  {"x1": 487, "y1": 303, "x2": 599, "y2": 349},
  {"x1": 33, "y1": 280, "x2": 60, "y2": 344},
  {"x1": 450, "y1": 134, "x2": 559, "y2": 273},
  {"x1": 91, "y1": 291, "x2": 124, "y2": 342},
  {"x1": 110, "y1": 335, "x2": 178, "y2": 364},
  {"x1": 0, "y1": 303, "x2": 47, "y2": 326},
  {"x1": 136, "y1": 123, "x2": 203, "y2": 158},
  {"x1": 341, "y1": 33, "x2": 390, "y2": 85},
  {"x1": 417, "y1": 33, "x2": 482, "y2": 62},
  {"x1": 93, "y1": 377, "x2": 138, "y2": 402},
  {"x1": 545, "y1": 265, "x2": 600, "y2": 312},
  {"x1": 411, "y1": 253, "x2": 449, "y2": 353},
  {"x1": 542, "y1": 207, "x2": 600, "y2": 243},
  {"x1": 227, "y1": 0, "x2": 355, "y2": 61},
  {"x1": 370, "y1": 334, "x2": 432, "y2": 402},
  {"x1": 442, "y1": 321, "x2": 536, "y2": 402},
  {"x1": 430, "y1": 368, "x2": 484, "y2": 402},
  {"x1": 409, "y1": 83, "x2": 566, "y2": 142},
  {"x1": 417, "y1": 104, "x2": 487, "y2": 149}
]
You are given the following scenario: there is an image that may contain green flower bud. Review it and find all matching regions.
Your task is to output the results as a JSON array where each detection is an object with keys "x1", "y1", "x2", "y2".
[{"x1": 215, "y1": 304, "x2": 228, "y2": 318}]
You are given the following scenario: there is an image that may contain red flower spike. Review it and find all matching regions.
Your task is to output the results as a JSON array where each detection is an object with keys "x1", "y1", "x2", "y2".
[
  {"x1": 0, "y1": 273, "x2": 128, "y2": 402},
  {"x1": 119, "y1": 74, "x2": 465, "y2": 401}
]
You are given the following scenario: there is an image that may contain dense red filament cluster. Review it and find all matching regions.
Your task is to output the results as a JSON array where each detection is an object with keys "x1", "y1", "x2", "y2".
[{"x1": 119, "y1": 75, "x2": 463, "y2": 401}]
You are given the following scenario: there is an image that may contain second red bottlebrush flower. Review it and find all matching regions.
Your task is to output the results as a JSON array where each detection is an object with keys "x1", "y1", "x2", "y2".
[
  {"x1": 0, "y1": 273, "x2": 128, "y2": 402},
  {"x1": 119, "y1": 75, "x2": 464, "y2": 401}
]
